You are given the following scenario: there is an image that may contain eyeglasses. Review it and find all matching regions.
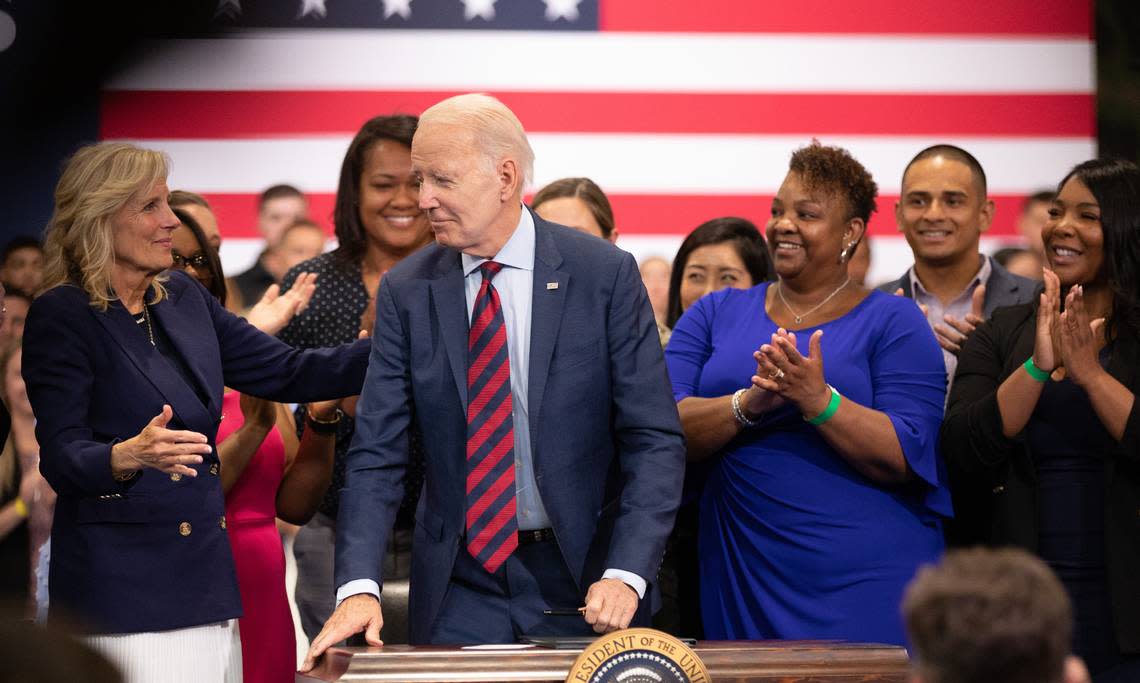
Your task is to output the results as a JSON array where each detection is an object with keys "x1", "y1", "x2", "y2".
[{"x1": 171, "y1": 253, "x2": 210, "y2": 270}]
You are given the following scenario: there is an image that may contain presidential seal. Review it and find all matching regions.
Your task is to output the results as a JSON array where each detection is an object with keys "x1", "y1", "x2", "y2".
[{"x1": 566, "y1": 628, "x2": 710, "y2": 683}]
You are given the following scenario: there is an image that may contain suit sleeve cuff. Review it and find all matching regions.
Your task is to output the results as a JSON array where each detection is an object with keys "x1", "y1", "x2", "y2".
[
  {"x1": 335, "y1": 579, "x2": 381, "y2": 607},
  {"x1": 603, "y1": 568, "x2": 646, "y2": 599}
]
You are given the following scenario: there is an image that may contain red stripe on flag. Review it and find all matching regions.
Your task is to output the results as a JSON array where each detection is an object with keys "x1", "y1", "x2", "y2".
[
  {"x1": 603, "y1": 194, "x2": 1037, "y2": 238},
  {"x1": 600, "y1": 0, "x2": 1092, "y2": 36},
  {"x1": 203, "y1": 193, "x2": 1036, "y2": 245},
  {"x1": 101, "y1": 91, "x2": 1095, "y2": 139}
]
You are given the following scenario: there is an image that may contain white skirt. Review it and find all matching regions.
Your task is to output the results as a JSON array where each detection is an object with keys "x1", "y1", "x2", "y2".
[{"x1": 82, "y1": 619, "x2": 242, "y2": 683}]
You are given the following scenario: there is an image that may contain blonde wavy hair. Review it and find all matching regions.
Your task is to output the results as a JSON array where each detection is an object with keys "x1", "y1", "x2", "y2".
[{"x1": 41, "y1": 142, "x2": 170, "y2": 309}]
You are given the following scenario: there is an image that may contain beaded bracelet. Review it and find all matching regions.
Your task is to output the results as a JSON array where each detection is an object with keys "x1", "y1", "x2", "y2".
[
  {"x1": 1022, "y1": 357, "x2": 1050, "y2": 382},
  {"x1": 805, "y1": 385, "x2": 842, "y2": 426},
  {"x1": 731, "y1": 388, "x2": 759, "y2": 428}
]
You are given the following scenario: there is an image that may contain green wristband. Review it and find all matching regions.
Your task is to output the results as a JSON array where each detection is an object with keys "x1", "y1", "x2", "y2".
[
  {"x1": 1023, "y1": 357, "x2": 1050, "y2": 382},
  {"x1": 805, "y1": 385, "x2": 842, "y2": 425}
]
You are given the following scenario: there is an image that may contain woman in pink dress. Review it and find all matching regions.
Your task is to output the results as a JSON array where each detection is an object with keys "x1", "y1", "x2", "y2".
[{"x1": 171, "y1": 203, "x2": 345, "y2": 682}]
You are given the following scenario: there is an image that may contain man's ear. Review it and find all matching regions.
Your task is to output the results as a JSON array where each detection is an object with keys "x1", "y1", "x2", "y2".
[
  {"x1": 498, "y1": 158, "x2": 521, "y2": 202},
  {"x1": 978, "y1": 198, "x2": 996, "y2": 234}
]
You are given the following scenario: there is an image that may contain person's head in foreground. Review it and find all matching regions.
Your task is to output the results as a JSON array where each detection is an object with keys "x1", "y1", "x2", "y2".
[{"x1": 903, "y1": 548, "x2": 1089, "y2": 683}]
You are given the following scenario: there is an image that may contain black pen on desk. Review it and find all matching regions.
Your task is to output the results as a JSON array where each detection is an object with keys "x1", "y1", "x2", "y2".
[{"x1": 543, "y1": 607, "x2": 587, "y2": 616}]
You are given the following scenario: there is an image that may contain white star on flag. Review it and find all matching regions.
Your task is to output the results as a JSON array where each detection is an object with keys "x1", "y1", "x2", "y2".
[
  {"x1": 461, "y1": 0, "x2": 496, "y2": 21},
  {"x1": 215, "y1": 0, "x2": 241, "y2": 19},
  {"x1": 381, "y1": 0, "x2": 412, "y2": 20},
  {"x1": 542, "y1": 0, "x2": 580, "y2": 21},
  {"x1": 298, "y1": 0, "x2": 327, "y2": 19}
]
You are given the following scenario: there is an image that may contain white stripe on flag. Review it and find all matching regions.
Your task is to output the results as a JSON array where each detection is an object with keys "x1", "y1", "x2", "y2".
[{"x1": 106, "y1": 30, "x2": 1094, "y2": 94}]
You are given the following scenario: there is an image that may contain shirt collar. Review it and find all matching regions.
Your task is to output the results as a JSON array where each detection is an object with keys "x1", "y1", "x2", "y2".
[
  {"x1": 908, "y1": 255, "x2": 991, "y2": 298},
  {"x1": 461, "y1": 205, "x2": 535, "y2": 277}
]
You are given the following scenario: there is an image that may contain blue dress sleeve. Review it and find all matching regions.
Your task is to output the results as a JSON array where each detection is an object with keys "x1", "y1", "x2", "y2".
[
  {"x1": 665, "y1": 294, "x2": 716, "y2": 402},
  {"x1": 867, "y1": 295, "x2": 953, "y2": 517}
]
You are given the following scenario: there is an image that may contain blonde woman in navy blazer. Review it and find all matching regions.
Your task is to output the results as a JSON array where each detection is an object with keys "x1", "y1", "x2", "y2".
[{"x1": 22, "y1": 142, "x2": 369, "y2": 683}]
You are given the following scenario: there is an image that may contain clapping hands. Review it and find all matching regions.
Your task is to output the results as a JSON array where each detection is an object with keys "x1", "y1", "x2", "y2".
[
  {"x1": 1035, "y1": 269, "x2": 1105, "y2": 385},
  {"x1": 752, "y1": 328, "x2": 831, "y2": 417},
  {"x1": 895, "y1": 284, "x2": 986, "y2": 356}
]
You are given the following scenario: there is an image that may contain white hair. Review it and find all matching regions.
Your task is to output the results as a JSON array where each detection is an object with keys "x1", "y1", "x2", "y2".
[{"x1": 419, "y1": 93, "x2": 535, "y2": 192}]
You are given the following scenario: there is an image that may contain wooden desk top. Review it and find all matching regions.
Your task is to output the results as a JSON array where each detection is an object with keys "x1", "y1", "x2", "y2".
[{"x1": 298, "y1": 640, "x2": 909, "y2": 682}]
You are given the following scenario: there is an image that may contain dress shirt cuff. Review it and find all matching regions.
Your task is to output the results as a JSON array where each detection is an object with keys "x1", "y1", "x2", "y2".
[
  {"x1": 602, "y1": 568, "x2": 647, "y2": 599},
  {"x1": 335, "y1": 579, "x2": 381, "y2": 607}
]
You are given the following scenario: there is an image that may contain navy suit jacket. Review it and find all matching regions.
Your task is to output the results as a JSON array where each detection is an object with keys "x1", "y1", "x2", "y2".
[
  {"x1": 335, "y1": 214, "x2": 686, "y2": 643},
  {"x1": 23, "y1": 271, "x2": 369, "y2": 634}
]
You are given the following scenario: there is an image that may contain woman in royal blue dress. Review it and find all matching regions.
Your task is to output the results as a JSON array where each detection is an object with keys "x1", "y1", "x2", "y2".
[{"x1": 665, "y1": 142, "x2": 952, "y2": 645}]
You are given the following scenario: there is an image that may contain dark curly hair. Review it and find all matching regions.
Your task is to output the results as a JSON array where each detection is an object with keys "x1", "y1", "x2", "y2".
[
  {"x1": 1059, "y1": 158, "x2": 1140, "y2": 343},
  {"x1": 788, "y1": 141, "x2": 878, "y2": 227}
]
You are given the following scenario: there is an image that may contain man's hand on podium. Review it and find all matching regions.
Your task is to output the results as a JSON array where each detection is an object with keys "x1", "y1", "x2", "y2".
[
  {"x1": 582, "y1": 578, "x2": 639, "y2": 634},
  {"x1": 300, "y1": 594, "x2": 384, "y2": 672}
]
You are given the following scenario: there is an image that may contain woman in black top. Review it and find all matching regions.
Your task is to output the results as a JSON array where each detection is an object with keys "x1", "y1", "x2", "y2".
[
  {"x1": 943, "y1": 158, "x2": 1140, "y2": 681},
  {"x1": 279, "y1": 114, "x2": 432, "y2": 643}
]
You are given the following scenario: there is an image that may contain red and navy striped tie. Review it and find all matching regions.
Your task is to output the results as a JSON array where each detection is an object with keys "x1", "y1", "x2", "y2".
[{"x1": 465, "y1": 261, "x2": 518, "y2": 573}]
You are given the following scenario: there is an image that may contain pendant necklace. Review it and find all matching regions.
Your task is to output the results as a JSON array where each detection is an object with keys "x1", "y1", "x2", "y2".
[{"x1": 777, "y1": 278, "x2": 850, "y2": 325}]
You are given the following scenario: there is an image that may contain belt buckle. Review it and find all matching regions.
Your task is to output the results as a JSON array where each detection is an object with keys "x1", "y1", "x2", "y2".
[{"x1": 519, "y1": 528, "x2": 552, "y2": 545}]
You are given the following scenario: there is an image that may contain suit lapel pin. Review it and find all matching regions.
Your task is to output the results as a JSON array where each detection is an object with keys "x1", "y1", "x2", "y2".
[{"x1": 546, "y1": 282, "x2": 559, "y2": 290}]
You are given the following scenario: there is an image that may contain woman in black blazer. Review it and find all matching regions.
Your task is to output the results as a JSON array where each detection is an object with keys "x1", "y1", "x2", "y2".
[
  {"x1": 943, "y1": 158, "x2": 1140, "y2": 681},
  {"x1": 22, "y1": 141, "x2": 369, "y2": 682}
]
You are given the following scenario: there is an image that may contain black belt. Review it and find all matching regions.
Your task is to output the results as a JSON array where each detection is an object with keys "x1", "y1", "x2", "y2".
[{"x1": 518, "y1": 528, "x2": 556, "y2": 545}]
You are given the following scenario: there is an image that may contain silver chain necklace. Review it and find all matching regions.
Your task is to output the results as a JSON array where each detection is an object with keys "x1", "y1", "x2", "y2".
[
  {"x1": 777, "y1": 277, "x2": 850, "y2": 325},
  {"x1": 139, "y1": 304, "x2": 156, "y2": 347}
]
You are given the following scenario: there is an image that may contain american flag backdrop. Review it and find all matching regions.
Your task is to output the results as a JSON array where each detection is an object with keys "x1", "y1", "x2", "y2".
[{"x1": 99, "y1": 0, "x2": 1096, "y2": 284}]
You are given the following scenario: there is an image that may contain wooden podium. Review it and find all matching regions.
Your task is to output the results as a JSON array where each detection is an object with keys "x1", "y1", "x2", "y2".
[{"x1": 297, "y1": 640, "x2": 909, "y2": 682}]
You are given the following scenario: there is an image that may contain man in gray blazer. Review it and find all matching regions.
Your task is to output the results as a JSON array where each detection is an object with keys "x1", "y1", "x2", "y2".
[{"x1": 880, "y1": 145, "x2": 1039, "y2": 382}]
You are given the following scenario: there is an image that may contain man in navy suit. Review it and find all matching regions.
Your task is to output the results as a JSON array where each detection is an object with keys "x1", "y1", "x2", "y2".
[{"x1": 302, "y1": 95, "x2": 684, "y2": 663}]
